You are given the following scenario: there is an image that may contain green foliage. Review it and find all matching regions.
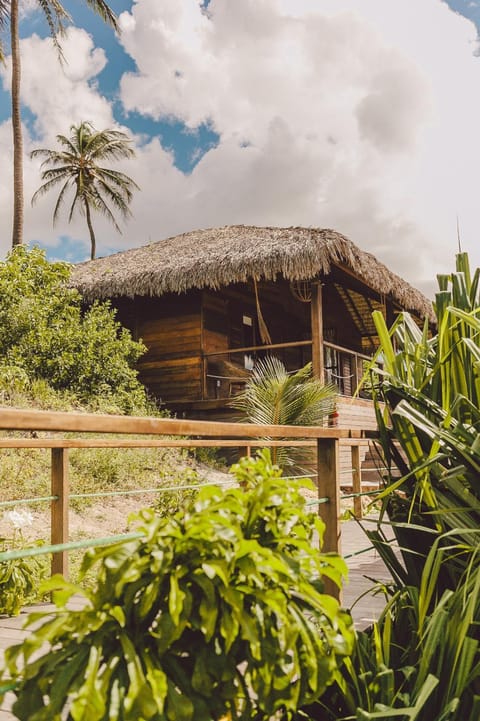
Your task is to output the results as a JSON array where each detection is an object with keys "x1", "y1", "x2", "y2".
[
  {"x1": 0, "y1": 245, "x2": 148, "y2": 413},
  {"x1": 0, "y1": 510, "x2": 47, "y2": 615},
  {"x1": 232, "y1": 357, "x2": 337, "y2": 468},
  {"x1": 359, "y1": 252, "x2": 480, "y2": 587},
  {"x1": 313, "y1": 533, "x2": 480, "y2": 721},
  {"x1": 1, "y1": 451, "x2": 353, "y2": 721},
  {"x1": 309, "y1": 252, "x2": 480, "y2": 720}
]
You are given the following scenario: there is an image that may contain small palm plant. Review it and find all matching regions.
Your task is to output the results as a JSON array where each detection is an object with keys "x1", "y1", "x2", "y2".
[
  {"x1": 31, "y1": 121, "x2": 139, "y2": 260},
  {"x1": 231, "y1": 356, "x2": 337, "y2": 469}
]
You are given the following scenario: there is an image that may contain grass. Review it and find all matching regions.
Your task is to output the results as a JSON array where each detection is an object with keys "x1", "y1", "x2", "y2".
[{"x1": 0, "y1": 434, "x2": 231, "y2": 594}]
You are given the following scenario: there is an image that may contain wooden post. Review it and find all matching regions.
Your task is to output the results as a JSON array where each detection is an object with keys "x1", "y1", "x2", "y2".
[
  {"x1": 317, "y1": 437, "x2": 341, "y2": 601},
  {"x1": 351, "y1": 444, "x2": 362, "y2": 519},
  {"x1": 201, "y1": 354, "x2": 207, "y2": 401},
  {"x1": 311, "y1": 282, "x2": 325, "y2": 383},
  {"x1": 51, "y1": 448, "x2": 69, "y2": 578}
]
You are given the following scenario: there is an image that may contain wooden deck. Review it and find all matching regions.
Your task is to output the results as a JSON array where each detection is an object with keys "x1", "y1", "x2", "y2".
[{"x1": 0, "y1": 519, "x2": 392, "y2": 720}]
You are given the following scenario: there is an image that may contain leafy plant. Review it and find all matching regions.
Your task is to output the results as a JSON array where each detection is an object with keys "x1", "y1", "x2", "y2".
[
  {"x1": 359, "y1": 252, "x2": 480, "y2": 588},
  {"x1": 1, "y1": 451, "x2": 353, "y2": 721},
  {"x1": 0, "y1": 245, "x2": 148, "y2": 413},
  {"x1": 231, "y1": 357, "x2": 337, "y2": 468},
  {"x1": 0, "y1": 509, "x2": 46, "y2": 615},
  {"x1": 305, "y1": 252, "x2": 480, "y2": 720},
  {"x1": 307, "y1": 530, "x2": 480, "y2": 721}
]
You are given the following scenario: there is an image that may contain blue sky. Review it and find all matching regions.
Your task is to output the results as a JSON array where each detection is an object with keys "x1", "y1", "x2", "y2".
[
  {"x1": 2, "y1": 0, "x2": 480, "y2": 292},
  {"x1": 0, "y1": 0, "x2": 219, "y2": 173}
]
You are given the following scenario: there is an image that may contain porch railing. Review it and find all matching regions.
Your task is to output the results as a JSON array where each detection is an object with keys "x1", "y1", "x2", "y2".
[{"x1": 203, "y1": 340, "x2": 372, "y2": 399}]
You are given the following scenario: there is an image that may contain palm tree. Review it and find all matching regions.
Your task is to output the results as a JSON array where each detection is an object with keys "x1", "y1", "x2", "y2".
[
  {"x1": 31, "y1": 121, "x2": 139, "y2": 260},
  {"x1": 6, "y1": 0, "x2": 118, "y2": 248},
  {"x1": 231, "y1": 356, "x2": 338, "y2": 469}
]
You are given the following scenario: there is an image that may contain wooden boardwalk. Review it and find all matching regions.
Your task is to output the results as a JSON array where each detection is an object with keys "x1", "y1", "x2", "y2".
[{"x1": 0, "y1": 519, "x2": 392, "y2": 720}]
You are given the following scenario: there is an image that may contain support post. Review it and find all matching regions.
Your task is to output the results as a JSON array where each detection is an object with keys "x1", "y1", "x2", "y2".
[
  {"x1": 317, "y1": 437, "x2": 341, "y2": 601},
  {"x1": 51, "y1": 448, "x2": 69, "y2": 578},
  {"x1": 351, "y1": 444, "x2": 362, "y2": 519},
  {"x1": 310, "y1": 281, "x2": 325, "y2": 383}
]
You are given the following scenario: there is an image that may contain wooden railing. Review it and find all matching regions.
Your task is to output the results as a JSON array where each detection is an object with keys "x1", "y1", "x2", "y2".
[
  {"x1": 203, "y1": 340, "x2": 372, "y2": 399},
  {"x1": 0, "y1": 408, "x2": 374, "y2": 598}
]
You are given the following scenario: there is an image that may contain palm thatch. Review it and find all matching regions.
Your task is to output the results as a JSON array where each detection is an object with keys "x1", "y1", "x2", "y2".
[{"x1": 72, "y1": 225, "x2": 434, "y2": 320}]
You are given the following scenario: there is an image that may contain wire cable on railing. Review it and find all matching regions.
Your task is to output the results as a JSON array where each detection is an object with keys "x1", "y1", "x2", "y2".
[
  {"x1": 305, "y1": 498, "x2": 329, "y2": 506},
  {"x1": 0, "y1": 495, "x2": 57, "y2": 508},
  {"x1": 0, "y1": 681, "x2": 18, "y2": 695},
  {"x1": 70, "y1": 479, "x2": 235, "y2": 500},
  {"x1": 343, "y1": 536, "x2": 397, "y2": 559},
  {"x1": 0, "y1": 532, "x2": 144, "y2": 563},
  {"x1": 281, "y1": 473, "x2": 317, "y2": 480},
  {"x1": 341, "y1": 489, "x2": 382, "y2": 499}
]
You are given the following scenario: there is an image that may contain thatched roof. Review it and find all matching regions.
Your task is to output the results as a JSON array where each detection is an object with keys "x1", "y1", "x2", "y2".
[{"x1": 72, "y1": 225, "x2": 434, "y2": 320}]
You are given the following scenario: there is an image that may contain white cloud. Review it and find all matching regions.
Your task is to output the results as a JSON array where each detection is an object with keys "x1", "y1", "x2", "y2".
[
  {"x1": 118, "y1": 0, "x2": 472, "y2": 290},
  {"x1": 9, "y1": 28, "x2": 112, "y2": 139},
  {"x1": 2, "y1": 0, "x2": 480, "y2": 298}
]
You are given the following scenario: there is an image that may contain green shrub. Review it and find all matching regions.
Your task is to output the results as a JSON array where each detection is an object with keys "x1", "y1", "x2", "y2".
[
  {"x1": 0, "y1": 245, "x2": 147, "y2": 413},
  {"x1": 308, "y1": 252, "x2": 480, "y2": 720},
  {"x1": 1, "y1": 451, "x2": 353, "y2": 721},
  {"x1": 310, "y1": 533, "x2": 480, "y2": 721},
  {"x1": 352, "y1": 252, "x2": 480, "y2": 589}
]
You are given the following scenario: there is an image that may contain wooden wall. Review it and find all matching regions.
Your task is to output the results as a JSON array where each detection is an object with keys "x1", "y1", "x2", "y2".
[
  {"x1": 336, "y1": 396, "x2": 378, "y2": 431},
  {"x1": 115, "y1": 294, "x2": 203, "y2": 404}
]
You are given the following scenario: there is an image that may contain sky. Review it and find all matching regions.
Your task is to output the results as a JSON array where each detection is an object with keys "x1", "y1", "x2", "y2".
[{"x1": 1, "y1": 0, "x2": 480, "y2": 298}]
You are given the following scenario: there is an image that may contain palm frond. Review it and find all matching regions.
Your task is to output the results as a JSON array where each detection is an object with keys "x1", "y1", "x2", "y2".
[
  {"x1": 52, "y1": 178, "x2": 73, "y2": 224},
  {"x1": 232, "y1": 357, "x2": 337, "y2": 468},
  {"x1": 31, "y1": 173, "x2": 73, "y2": 204},
  {"x1": 36, "y1": 0, "x2": 70, "y2": 61},
  {"x1": 84, "y1": 0, "x2": 118, "y2": 31},
  {"x1": 0, "y1": 0, "x2": 8, "y2": 63}
]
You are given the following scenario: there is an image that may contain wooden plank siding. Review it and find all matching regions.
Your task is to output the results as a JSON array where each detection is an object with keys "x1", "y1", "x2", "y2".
[
  {"x1": 336, "y1": 396, "x2": 381, "y2": 488},
  {"x1": 139, "y1": 357, "x2": 203, "y2": 402},
  {"x1": 116, "y1": 294, "x2": 204, "y2": 404},
  {"x1": 336, "y1": 396, "x2": 378, "y2": 431}
]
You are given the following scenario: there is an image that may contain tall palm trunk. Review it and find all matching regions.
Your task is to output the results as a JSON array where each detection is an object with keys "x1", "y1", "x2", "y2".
[
  {"x1": 85, "y1": 200, "x2": 96, "y2": 260},
  {"x1": 11, "y1": 0, "x2": 24, "y2": 247}
]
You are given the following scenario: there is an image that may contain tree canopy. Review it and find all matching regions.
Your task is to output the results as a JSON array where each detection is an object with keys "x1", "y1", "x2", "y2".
[
  {"x1": 31, "y1": 121, "x2": 139, "y2": 260},
  {"x1": 0, "y1": 245, "x2": 148, "y2": 413}
]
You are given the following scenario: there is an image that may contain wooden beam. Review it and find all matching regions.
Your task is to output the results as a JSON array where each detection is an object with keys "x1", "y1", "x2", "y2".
[
  {"x1": 204, "y1": 339, "x2": 312, "y2": 358},
  {"x1": 0, "y1": 438, "x2": 318, "y2": 449},
  {"x1": 0, "y1": 408, "x2": 363, "y2": 439},
  {"x1": 311, "y1": 282, "x2": 325, "y2": 382},
  {"x1": 317, "y1": 437, "x2": 341, "y2": 601},
  {"x1": 51, "y1": 448, "x2": 69, "y2": 578}
]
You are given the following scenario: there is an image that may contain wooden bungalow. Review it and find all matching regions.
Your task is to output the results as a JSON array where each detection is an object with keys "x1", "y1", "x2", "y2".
[{"x1": 72, "y1": 225, "x2": 433, "y2": 429}]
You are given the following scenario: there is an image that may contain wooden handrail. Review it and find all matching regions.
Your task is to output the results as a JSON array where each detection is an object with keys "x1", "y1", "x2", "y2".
[
  {"x1": 203, "y1": 339, "x2": 312, "y2": 357},
  {"x1": 202, "y1": 338, "x2": 371, "y2": 363},
  {"x1": 0, "y1": 407, "x2": 362, "y2": 439},
  {"x1": 0, "y1": 438, "x2": 318, "y2": 449}
]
